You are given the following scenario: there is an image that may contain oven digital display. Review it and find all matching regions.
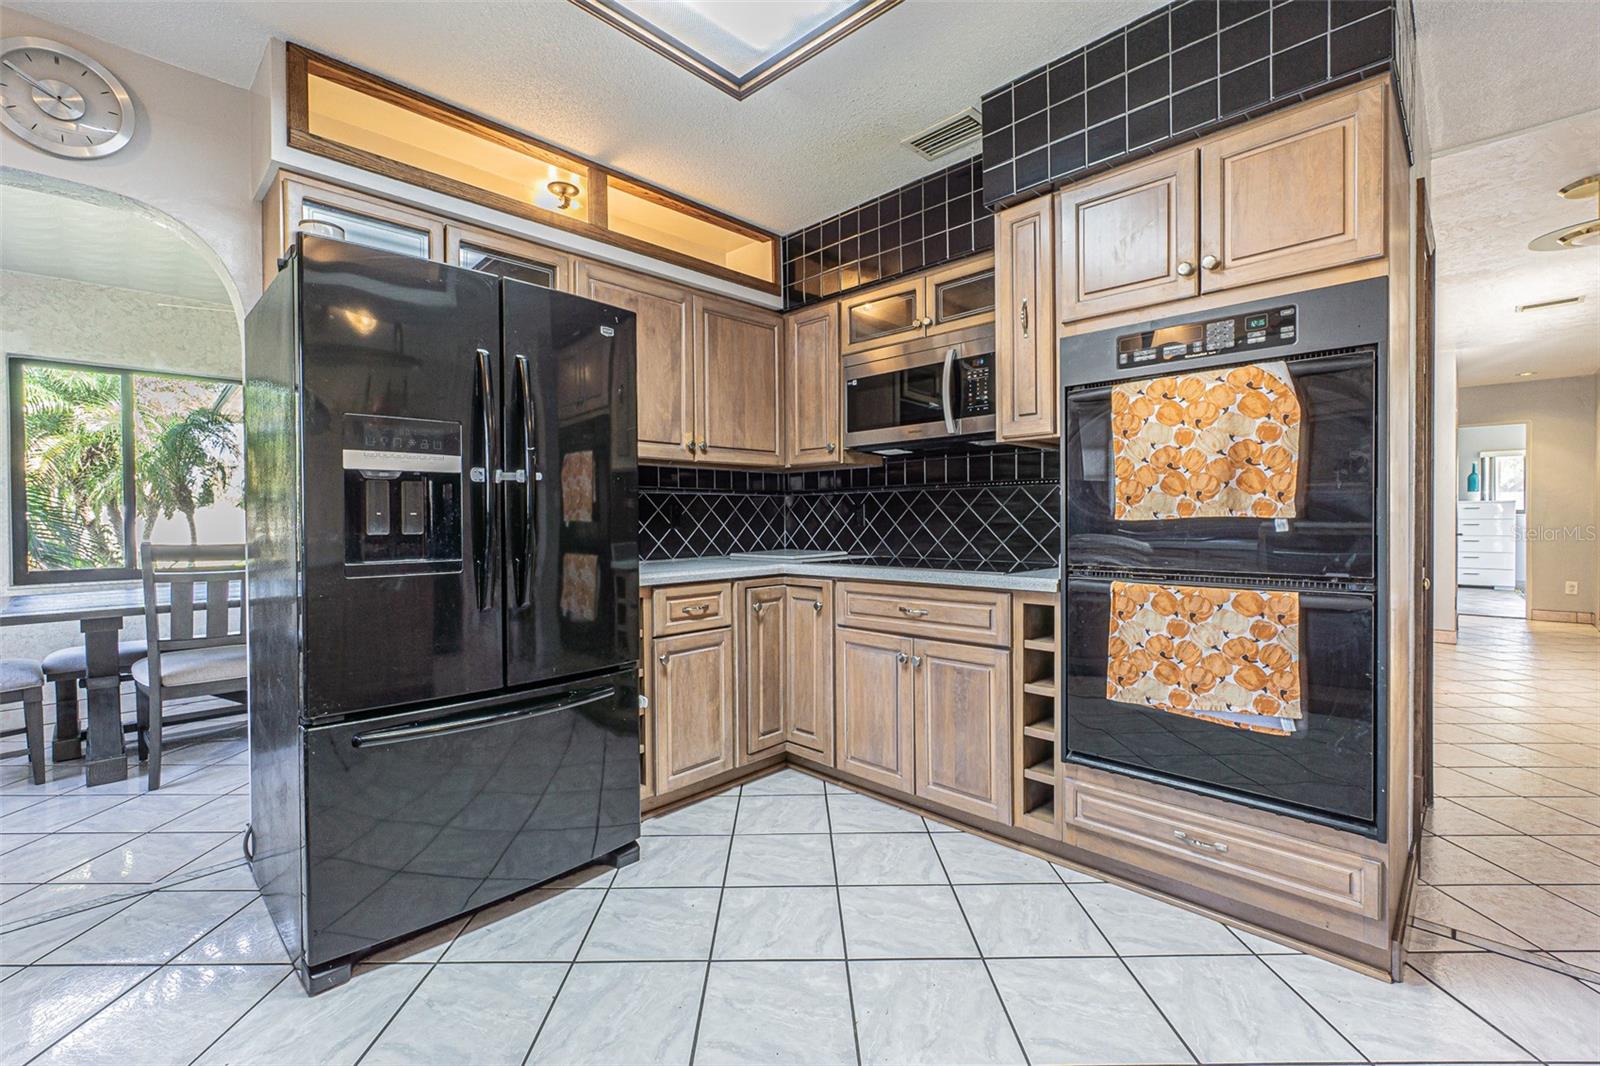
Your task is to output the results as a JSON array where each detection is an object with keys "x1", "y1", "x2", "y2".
[{"x1": 1115, "y1": 304, "x2": 1297, "y2": 369}]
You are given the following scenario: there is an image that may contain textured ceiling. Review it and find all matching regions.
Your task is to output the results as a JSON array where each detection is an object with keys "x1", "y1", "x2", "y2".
[
  {"x1": 6, "y1": 0, "x2": 1161, "y2": 234},
  {"x1": 0, "y1": 183, "x2": 233, "y2": 305},
  {"x1": 1413, "y1": 0, "x2": 1600, "y2": 154},
  {"x1": 1430, "y1": 108, "x2": 1600, "y2": 389}
]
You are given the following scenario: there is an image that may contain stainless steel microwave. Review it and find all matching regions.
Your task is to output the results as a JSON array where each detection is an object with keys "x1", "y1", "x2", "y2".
[{"x1": 842, "y1": 325, "x2": 996, "y2": 451}]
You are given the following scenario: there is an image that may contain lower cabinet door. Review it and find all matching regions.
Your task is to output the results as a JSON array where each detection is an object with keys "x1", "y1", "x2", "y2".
[
  {"x1": 835, "y1": 627, "x2": 916, "y2": 793},
  {"x1": 739, "y1": 583, "x2": 788, "y2": 763},
  {"x1": 784, "y1": 581, "x2": 834, "y2": 761},
  {"x1": 653, "y1": 627, "x2": 736, "y2": 793},
  {"x1": 914, "y1": 640, "x2": 1012, "y2": 824}
]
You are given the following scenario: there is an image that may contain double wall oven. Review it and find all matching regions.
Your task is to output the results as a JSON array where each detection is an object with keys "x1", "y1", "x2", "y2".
[{"x1": 1061, "y1": 278, "x2": 1388, "y2": 836}]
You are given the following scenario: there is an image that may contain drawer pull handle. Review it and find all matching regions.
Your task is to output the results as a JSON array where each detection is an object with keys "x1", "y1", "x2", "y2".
[
  {"x1": 1174, "y1": 830, "x2": 1228, "y2": 854},
  {"x1": 681, "y1": 604, "x2": 711, "y2": 616},
  {"x1": 899, "y1": 607, "x2": 930, "y2": 617}
]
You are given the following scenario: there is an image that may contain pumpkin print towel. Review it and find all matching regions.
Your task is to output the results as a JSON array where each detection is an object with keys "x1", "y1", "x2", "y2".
[
  {"x1": 1111, "y1": 361, "x2": 1302, "y2": 521},
  {"x1": 1107, "y1": 580, "x2": 1303, "y2": 736}
]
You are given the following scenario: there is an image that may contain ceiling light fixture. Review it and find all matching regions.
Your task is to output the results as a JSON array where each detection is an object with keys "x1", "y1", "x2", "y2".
[
  {"x1": 1514, "y1": 295, "x2": 1585, "y2": 312},
  {"x1": 1517, "y1": 370, "x2": 1536, "y2": 377},
  {"x1": 1529, "y1": 175, "x2": 1600, "y2": 251},
  {"x1": 547, "y1": 181, "x2": 580, "y2": 210}
]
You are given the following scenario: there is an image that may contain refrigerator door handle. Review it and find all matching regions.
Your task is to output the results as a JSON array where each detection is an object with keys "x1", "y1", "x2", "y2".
[
  {"x1": 473, "y1": 347, "x2": 497, "y2": 611},
  {"x1": 513, "y1": 353, "x2": 537, "y2": 607},
  {"x1": 350, "y1": 687, "x2": 615, "y2": 749}
]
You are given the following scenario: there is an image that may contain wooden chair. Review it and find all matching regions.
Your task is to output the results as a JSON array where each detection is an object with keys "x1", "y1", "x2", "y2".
[
  {"x1": 132, "y1": 542, "x2": 247, "y2": 789},
  {"x1": 0, "y1": 659, "x2": 47, "y2": 785}
]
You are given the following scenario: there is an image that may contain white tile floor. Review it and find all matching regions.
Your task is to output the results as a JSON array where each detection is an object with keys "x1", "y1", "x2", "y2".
[{"x1": 1, "y1": 615, "x2": 1597, "y2": 1065}]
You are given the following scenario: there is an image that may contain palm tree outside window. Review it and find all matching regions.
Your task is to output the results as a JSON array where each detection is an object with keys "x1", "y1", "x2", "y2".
[{"x1": 8, "y1": 356, "x2": 243, "y2": 584}]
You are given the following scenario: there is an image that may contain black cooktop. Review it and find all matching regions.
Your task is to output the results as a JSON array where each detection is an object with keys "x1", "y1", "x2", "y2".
[{"x1": 840, "y1": 556, "x2": 1051, "y2": 574}]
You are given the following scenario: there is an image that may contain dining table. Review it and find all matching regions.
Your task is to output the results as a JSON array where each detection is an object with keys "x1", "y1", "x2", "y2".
[{"x1": 1, "y1": 580, "x2": 242, "y2": 785}]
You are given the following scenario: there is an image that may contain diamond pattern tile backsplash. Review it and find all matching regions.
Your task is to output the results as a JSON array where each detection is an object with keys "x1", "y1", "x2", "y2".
[{"x1": 639, "y1": 448, "x2": 1061, "y2": 568}]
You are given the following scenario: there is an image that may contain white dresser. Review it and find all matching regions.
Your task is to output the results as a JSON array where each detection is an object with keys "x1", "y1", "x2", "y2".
[{"x1": 1457, "y1": 500, "x2": 1517, "y2": 588}]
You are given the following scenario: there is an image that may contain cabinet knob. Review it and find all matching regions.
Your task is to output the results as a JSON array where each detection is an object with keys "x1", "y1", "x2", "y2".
[
  {"x1": 825, "y1": 442, "x2": 837, "y2": 453},
  {"x1": 1176, "y1": 261, "x2": 1195, "y2": 277},
  {"x1": 657, "y1": 653, "x2": 669, "y2": 665},
  {"x1": 752, "y1": 601, "x2": 764, "y2": 614},
  {"x1": 896, "y1": 651, "x2": 909, "y2": 664},
  {"x1": 811, "y1": 599, "x2": 823, "y2": 612},
  {"x1": 697, "y1": 440, "x2": 707, "y2": 453},
  {"x1": 1200, "y1": 255, "x2": 1220, "y2": 271},
  {"x1": 911, "y1": 655, "x2": 923, "y2": 668},
  {"x1": 921, "y1": 316, "x2": 933, "y2": 328},
  {"x1": 685, "y1": 437, "x2": 695, "y2": 453}
]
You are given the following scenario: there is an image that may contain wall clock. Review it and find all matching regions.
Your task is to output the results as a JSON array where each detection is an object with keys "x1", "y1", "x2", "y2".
[{"x1": 0, "y1": 36, "x2": 135, "y2": 158}]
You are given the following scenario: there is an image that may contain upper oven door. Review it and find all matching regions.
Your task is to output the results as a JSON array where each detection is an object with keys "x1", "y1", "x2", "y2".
[
  {"x1": 1065, "y1": 349, "x2": 1378, "y2": 581},
  {"x1": 844, "y1": 326, "x2": 996, "y2": 449}
]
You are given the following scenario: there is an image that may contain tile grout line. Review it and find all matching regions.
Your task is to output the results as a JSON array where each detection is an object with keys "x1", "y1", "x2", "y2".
[
  {"x1": 924, "y1": 819, "x2": 1033, "y2": 1066},
  {"x1": 186, "y1": 968, "x2": 297, "y2": 1065},
  {"x1": 1401, "y1": 960, "x2": 1546, "y2": 1064},
  {"x1": 822, "y1": 781, "x2": 865, "y2": 1066},
  {"x1": 1063, "y1": 879, "x2": 1202, "y2": 1066},
  {"x1": 684, "y1": 775, "x2": 746, "y2": 1064},
  {"x1": 1251, "y1": 947, "x2": 1372, "y2": 1064},
  {"x1": 519, "y1": 857, "x2": 622, "y2": 1066}
]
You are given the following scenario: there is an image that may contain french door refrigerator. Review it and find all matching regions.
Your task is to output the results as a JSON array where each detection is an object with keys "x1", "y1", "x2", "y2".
[{"x1": 244, "y1": 235, "x2": 640, "y2": 993}]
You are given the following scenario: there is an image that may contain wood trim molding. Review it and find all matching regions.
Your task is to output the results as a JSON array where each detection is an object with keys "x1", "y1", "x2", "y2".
[{"x1": 284, "y1": 42, "x2": 780, "y2": 293}]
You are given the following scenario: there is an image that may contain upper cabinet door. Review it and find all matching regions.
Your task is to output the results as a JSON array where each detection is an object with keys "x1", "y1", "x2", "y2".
[
  {"x1": 1199, "y1": 82, "x2": 1386, "y2": 292},
  {"x1": 785, "y1": 302, "x2": 842, "y2": 466},
  {"x1": 924, "y1": 256, "x2": 996, "y2": 338},
  {"x1": 1057, "y1": 150, "x2": 1199, "y2": 322},
  {"x1": 446, "y1": 224, "x2": 573, "y2": 291},
  {"x1": 995, "y1": 198, "x2": 1056, "y2": 443},
  {"x1": 839, "y1": 278, "x2": 925, "y2": 355},
  {"x1": 574, "y1": 261, "x2": 696, "y2": 464},
  {"x1": 696, "y1": 293, "x2": 784, "y2": 466}
]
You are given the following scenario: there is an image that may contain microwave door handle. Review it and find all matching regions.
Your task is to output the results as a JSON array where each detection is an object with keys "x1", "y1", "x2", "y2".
[{"x1": 941, "y1": 347, "x2": 958, "y2": 433}]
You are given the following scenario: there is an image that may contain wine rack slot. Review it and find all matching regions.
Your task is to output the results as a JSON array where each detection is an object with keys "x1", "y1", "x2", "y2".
[{"x1": 1011, "y1": 593, "x2": 1062, "y2": 838}]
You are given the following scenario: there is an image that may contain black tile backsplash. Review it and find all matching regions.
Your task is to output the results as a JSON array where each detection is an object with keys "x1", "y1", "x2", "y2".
[
  {"x1": 639, "y1": 447, "x2": 1061, "y2": 569},
  {"x1": 981, "y1": 0, "x2": 1401, "y2": 208},
  {"x1": 781, "y1": 155, "x2": 993, "y2": 310}
]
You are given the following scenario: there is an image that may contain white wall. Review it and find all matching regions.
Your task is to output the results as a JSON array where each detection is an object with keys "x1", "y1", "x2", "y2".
[
  {"x1": 1433, "y1": 346, "x2": 1458, "y2": 635},
  {"x1": 1457, "y1": 375, "x2": 1599, "y2": 618},
  {"x1": 0, "y1": 7, "x2": 260, "y2": 308},
  {"x1": 1456, "y1": 423, "x2": 1525, "y2": 500},
  {"x1": 0, "y1": 270, "x2": 241, "y2": 656}
]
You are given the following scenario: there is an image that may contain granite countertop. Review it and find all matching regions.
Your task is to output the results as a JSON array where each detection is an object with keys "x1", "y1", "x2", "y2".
[{"x1": 639, "y1": 551, "x2": 1059, "y2": 594}]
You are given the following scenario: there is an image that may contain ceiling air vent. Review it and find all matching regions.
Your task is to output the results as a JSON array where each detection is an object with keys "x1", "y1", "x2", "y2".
[{"x1": 903, "y1": 108, "x2": 982, "y2": 161}]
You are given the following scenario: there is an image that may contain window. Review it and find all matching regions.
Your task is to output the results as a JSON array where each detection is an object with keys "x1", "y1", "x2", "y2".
[
  {"x1": 455, "y1": 242, "x2": 558, "y2": 288},
  {"x1": 9, "y1": 358, "x2": 244, "y2": 584},
  {"x1": 1482, "y1": 450, "x2": 1526, "y2": 511},
  {"x1": 302, "y1": 199, "x2": 434, "y2": 259}
]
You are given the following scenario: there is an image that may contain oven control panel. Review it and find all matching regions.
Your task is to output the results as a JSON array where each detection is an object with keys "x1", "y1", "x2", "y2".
[
  {"x1": 1115, "y1": 304, "x2": 1297, "y2": 369},
  {"x1": 959, "y1": 355, "x2": 994, "y2": 416}
]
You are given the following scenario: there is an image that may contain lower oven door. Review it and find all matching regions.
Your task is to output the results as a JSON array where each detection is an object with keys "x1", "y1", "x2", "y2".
[
  {"x1": 1063, "y1": 575, "x2": 1378, "y2": 831},
  {"x1": 302, "y1": 668, "x2": 639, "y2": 967}
]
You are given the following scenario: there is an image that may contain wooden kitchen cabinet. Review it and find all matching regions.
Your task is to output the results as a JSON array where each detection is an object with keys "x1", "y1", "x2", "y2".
[
  {"x1": 995, "y1": 195, "x2": 1057, "y2": 442},
  {"x1": 783, "y1": 580, "x2": 834, "y2": 761},
  {"x1": 575, "y1": 260, "x2": 696, "y2": 464},
  {"x1": 785, "y1": 302, "x2": 844, "y2": 466},
  {"x1": 839, "y1": 254, "x2": 994, "y2": 356},
  {"x1": 652, "y1": 626, "x2": 737, "y2": 793},
  {"x1": 1056, "y1": 150, "x2": 1199, "y2": 322},
  {"x1": 914, "y1": 640, "x2": 1011, "y2": 824},
  {"x1": 738, "y1": 583, "x2": 788, "y2": 763},
  {"x1": 834, "y1": 627, "x2": 917, "y2": 793},
  {"x1": 1198, "y1": 80, "x2": 1386, "y2": 292},
  {"x1": 696, "y1": 293, "x2": 784, "y2": 466}
]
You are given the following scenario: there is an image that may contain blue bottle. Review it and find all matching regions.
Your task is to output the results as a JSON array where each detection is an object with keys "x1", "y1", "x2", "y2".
[{"x1": 1466, "y1": 462, "x2": 1480, "y2": 496}]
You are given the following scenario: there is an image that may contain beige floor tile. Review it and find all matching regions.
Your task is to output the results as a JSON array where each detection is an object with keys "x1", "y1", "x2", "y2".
[
  {"x1": 1422, "y1": 837, "x2": 1525, "y2": 885},
  {"x1": 1448, "y1": 835, "x2": 1600, "y2": 884},
  {"x1": 1440, "y1": 884, "x2": 1600, "y2": 950},
  {"x1": 1453, "y1": 796, "x2": 1600, "y2": 835}
]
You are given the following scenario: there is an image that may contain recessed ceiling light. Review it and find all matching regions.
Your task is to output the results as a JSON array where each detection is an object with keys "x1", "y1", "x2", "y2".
[
  {"x1": 1517, "y1": 370, "x2": 1536, "y2": 377},
  {"x1": 1530, "y1": 175, "x2": 1600, "y2": 251},
  {"x1": 1514, "y1": 295, "x2": 1585, "y2": 312}
]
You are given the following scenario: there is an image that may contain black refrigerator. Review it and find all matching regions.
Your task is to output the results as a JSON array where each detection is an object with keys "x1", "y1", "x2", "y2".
[{"x1": 244, "y1": 235, "x2": 640, "y2": 994}]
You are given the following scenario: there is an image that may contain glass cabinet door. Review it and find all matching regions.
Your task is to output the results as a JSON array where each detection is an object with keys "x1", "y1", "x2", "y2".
[
  {"x1": 841, "y1": 282, "x2": 923, "y2": 354},
  {"x1": 301, "y1": 200, "x2": 434, "y2": 259},
  {"x1": 455, "y1": 242, "x2": 558, "y2": 288},
  {"x1": 447, "y1": 226, "x2": 572, "y2": 290},
  {"x1": 926, "y1": 259, "x2": 995, "y2": 337}
]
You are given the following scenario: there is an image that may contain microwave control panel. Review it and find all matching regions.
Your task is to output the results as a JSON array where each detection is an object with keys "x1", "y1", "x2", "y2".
[
  {"x1": 1115, "y1": 304, "x2": 1297, "y2": 369},
  {"x1": 959, "y1": 355, "x2": 994, "y2": 416}
]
